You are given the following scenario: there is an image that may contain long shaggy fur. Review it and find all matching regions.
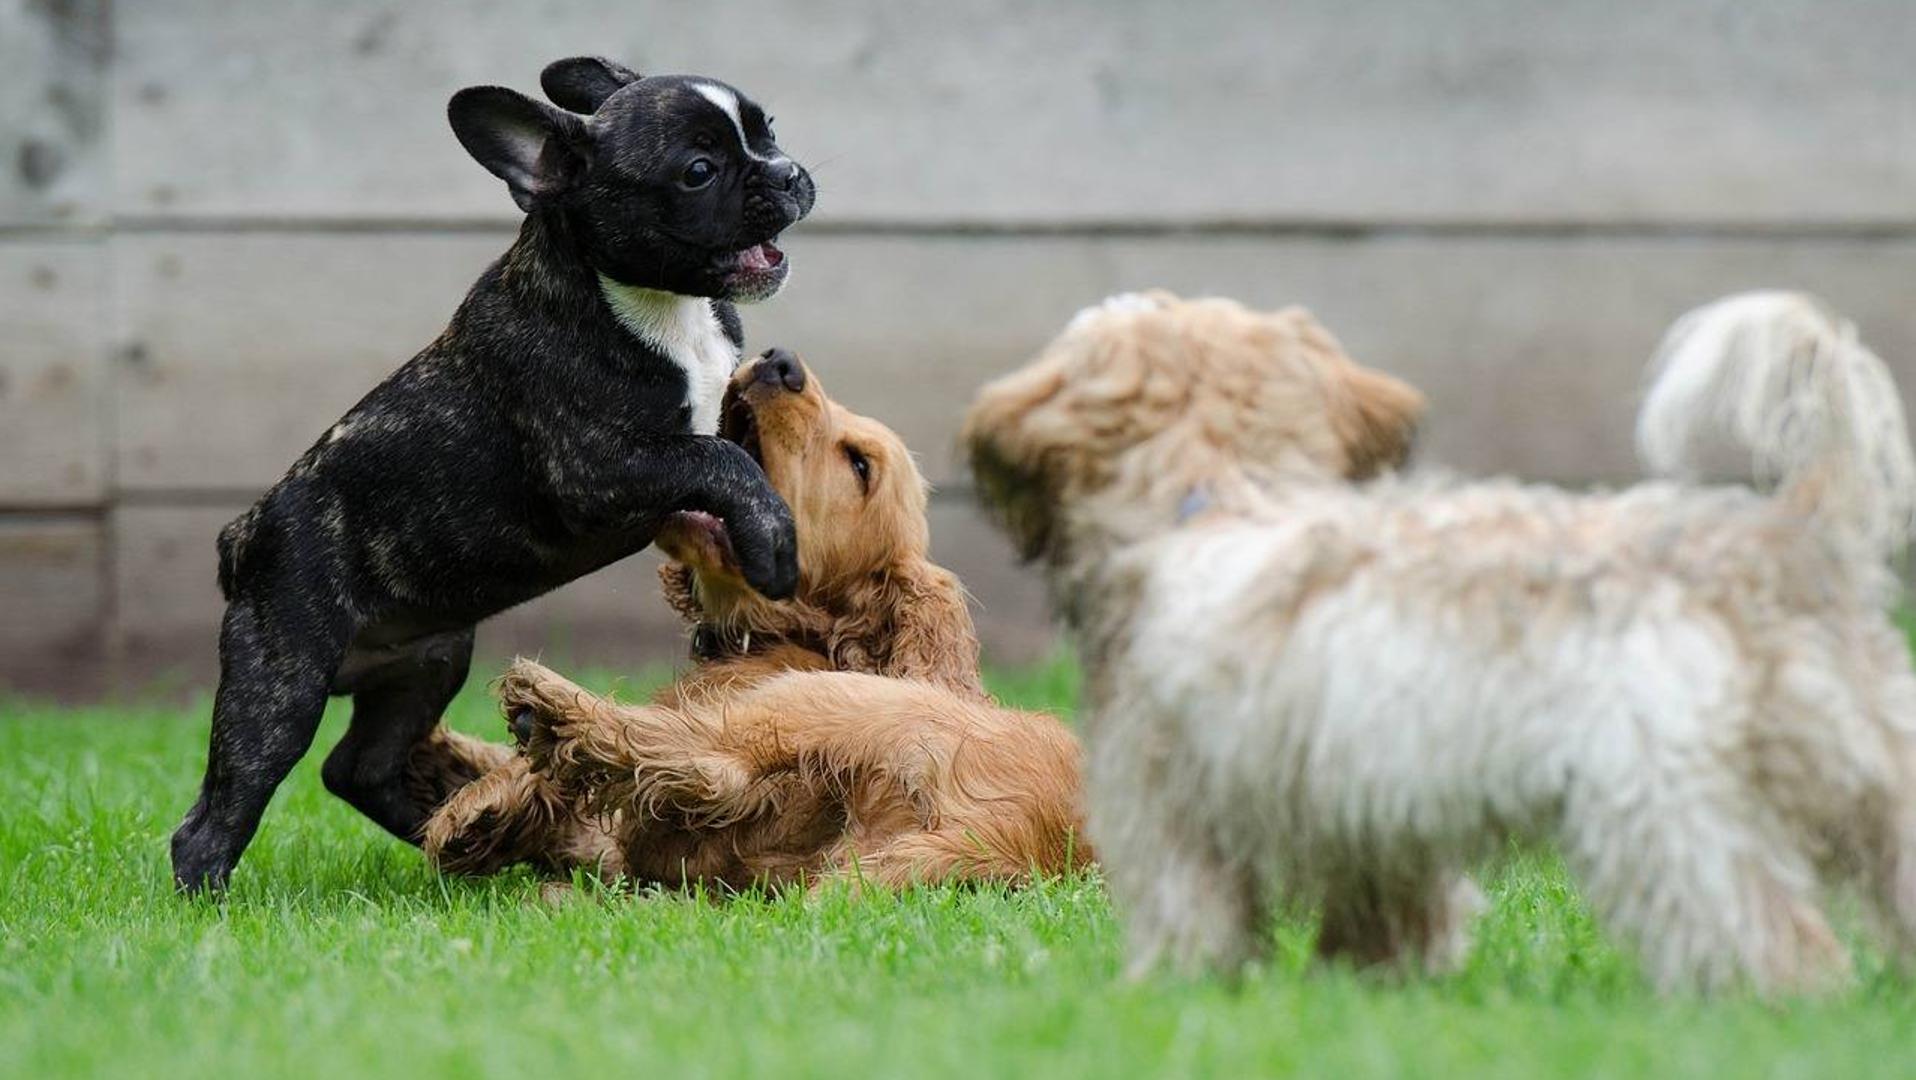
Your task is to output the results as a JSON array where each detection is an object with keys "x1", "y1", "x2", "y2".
[
  {"x1": 496, "y1": 659, "x2": 1085, "y2": 890},
  {"x1": 411, "y1": 357, "x2": 1086, "y2": 889},
  {"x1": 963, "y1": 290, "x2": 1916, "y2": 994},
  {"x1": 1638, "y1": 289, "x2": 1916, "y2": 560}
]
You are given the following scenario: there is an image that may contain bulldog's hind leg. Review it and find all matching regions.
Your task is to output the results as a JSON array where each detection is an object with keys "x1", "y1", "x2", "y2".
[
  {"x1": 403, "y1": 724, "x2": 517, "y2": 814},
  {"x1": 171, "y1": 593, "x2": 350, "y2": 892},
  {"x1": 322, "y1": 628, "x2": 475, "y2": 844}
]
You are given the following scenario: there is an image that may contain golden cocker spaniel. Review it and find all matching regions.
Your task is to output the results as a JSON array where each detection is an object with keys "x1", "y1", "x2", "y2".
[{"x1": 410, "y1": 351, "x2": 1087, "y2": 891}]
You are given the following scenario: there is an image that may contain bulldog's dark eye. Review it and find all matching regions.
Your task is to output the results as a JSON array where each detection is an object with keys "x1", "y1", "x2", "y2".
[
  {"x1": 845, "y1": 445, "x2": 871, "y2": 493},
  {"x1": 681, "y1": 158, "x2": 717, "y2": 188}
]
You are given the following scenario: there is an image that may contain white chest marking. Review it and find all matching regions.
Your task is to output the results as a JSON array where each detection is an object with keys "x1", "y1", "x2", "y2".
[
  {"x1": 692, "y1": 82, "x2": 790, "y2": 168},
  {"x1": 598, "y1": 277, "x2": 740, "y2": 435}
]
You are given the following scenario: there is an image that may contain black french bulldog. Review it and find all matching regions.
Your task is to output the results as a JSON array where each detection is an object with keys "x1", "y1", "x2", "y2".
[{"x1": 169, "y1": 56, "x2": 815, "y2": 892}]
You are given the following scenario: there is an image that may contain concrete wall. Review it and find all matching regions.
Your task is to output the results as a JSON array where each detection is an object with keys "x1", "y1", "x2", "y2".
[{"x1": 4, "y1": 0, "x2": 1915, "y2": 695}]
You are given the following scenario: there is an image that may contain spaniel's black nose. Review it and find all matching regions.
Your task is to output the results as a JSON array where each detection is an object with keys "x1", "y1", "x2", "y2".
[{"x1": 754, "y1": 348, "x2": 805, "y2": 393}]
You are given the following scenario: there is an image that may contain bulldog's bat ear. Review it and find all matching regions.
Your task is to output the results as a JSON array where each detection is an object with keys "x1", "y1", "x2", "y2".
[
  {"x1": 448, "y1": 86, "x2": 591, "y2": 212},
  {"x1": 540, "y1": 56, "x2": 641, "y2": 114}
]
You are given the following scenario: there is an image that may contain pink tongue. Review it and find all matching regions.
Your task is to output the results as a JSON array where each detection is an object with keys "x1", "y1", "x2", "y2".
[{"x1": 739, "y1": 244, "x2": 773, "y2": 272}]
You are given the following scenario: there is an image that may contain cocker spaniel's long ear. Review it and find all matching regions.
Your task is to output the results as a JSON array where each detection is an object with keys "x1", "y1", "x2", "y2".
[
  {"x1": 885, "y1": 563, "x2": 986, "y2": 697},
  {"x1": 657, "y1": 562, "x2": 704, "y2": 624},
  {"x1": 1335, "y1": 365, "x2": 1425, "y2": 479},
  {"x1": 831, "y1": 561, "x2": 986, "y2": 699}
]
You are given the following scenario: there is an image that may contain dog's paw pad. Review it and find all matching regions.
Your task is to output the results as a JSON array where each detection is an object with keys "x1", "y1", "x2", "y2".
[{"x1": 508, "y1": 706, "x2": 537, "y2": 747}]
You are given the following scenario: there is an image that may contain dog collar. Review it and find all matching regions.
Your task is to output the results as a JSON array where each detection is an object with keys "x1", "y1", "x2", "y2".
[{"x1": 1175, "y1": 485, "x2": 1212, "y2": 524}]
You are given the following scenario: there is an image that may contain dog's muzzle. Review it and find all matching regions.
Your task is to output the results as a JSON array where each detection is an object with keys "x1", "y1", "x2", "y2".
[{"x1": 749, "y1": 349, "x2": 806, "y2": 394}]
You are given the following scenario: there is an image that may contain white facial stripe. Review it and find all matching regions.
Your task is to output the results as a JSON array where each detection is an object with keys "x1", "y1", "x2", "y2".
[{"x1": 692, "y1": 81, "x2": 778, "y2": 164}]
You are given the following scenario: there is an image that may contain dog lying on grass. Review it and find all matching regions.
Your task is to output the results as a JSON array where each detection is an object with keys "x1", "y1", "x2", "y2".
[
  {"x1": 963, "y1": 289, "x2": 1916, "y2": 994},
  {"x1": 410, "y1": 352, "x2": 1088, "y2": 891}
]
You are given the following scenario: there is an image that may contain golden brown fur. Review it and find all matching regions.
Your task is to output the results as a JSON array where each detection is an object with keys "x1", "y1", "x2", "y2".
[
  {"x1": 411, "y1": 354, "x2": 1086, "y2": 890},
  {"x1": 495, "y1": 660, "x2": 1085, "y2": 890}
]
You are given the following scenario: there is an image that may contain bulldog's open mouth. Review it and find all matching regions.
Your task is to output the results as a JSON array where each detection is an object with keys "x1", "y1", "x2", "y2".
[
  {"x1": 733, "y1": 241, "x2": 784, "y2": 274},
  {"x1": 720, "y1": 239, "x2": 790, "y2": 301}
]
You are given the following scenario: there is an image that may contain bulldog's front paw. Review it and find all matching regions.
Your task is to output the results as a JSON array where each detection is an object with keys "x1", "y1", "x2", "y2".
[{"x1": 731, "y1": 499, "x2": 798, "y2": 601}]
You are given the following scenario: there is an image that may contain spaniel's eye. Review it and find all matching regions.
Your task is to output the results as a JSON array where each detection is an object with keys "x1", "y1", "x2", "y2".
[
  {"x1": 845, "y1": 445, "x2": 871, "y2": 493},
  {"x1": 681, "y1": 158, "x2": 717, "y2": 188}
]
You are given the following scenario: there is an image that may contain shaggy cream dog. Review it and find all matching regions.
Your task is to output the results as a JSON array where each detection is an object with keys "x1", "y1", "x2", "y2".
[{"x1": 962, "y1": 288, "x2": 1916, "y2": 993}]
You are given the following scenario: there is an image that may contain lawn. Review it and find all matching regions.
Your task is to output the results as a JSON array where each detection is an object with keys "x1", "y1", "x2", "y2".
[{"x1": 5, "y1": 657, "x2": 1916, "y2": 1079}]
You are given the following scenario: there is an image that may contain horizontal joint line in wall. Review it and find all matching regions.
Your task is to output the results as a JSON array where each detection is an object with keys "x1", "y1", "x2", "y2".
[
  {"x1": 0, "y1": 506, "x2": 107, "y2": 521},
  {"x1": 7, "y1": 218, "x2": 1916, "y2": 242}
]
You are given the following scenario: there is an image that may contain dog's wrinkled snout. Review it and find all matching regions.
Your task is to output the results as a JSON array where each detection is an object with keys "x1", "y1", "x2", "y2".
[
  {"x1": 743, "y1": 162, "x2": 815, "y2": 235},
  {"x1": 753, "y1": 348, "x2": 806, "y2": 393}
]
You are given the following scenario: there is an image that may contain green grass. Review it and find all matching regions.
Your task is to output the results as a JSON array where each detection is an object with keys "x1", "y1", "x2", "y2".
[{"x1": 6, "y1": 656, "x2": 1916, "y2": 1078}]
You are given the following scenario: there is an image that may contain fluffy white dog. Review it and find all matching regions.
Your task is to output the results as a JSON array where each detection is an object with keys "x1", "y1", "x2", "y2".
[{"x1": 962, "y1": 289, "x2": 1916, "y2": 994}]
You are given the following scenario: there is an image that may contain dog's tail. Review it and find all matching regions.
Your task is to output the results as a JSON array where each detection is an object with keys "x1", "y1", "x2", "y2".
[{"x1": 1637, "y1": 290, "x2": 1916, "y2": 560}]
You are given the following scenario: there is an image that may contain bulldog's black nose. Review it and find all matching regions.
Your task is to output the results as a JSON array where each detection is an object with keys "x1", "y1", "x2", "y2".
[
  {"x1": 755, "y1": 348, "x2": 805, "y2": 393},
  {"x1": 764, "y1": 159, "x2": 800, "y2": 191}
]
